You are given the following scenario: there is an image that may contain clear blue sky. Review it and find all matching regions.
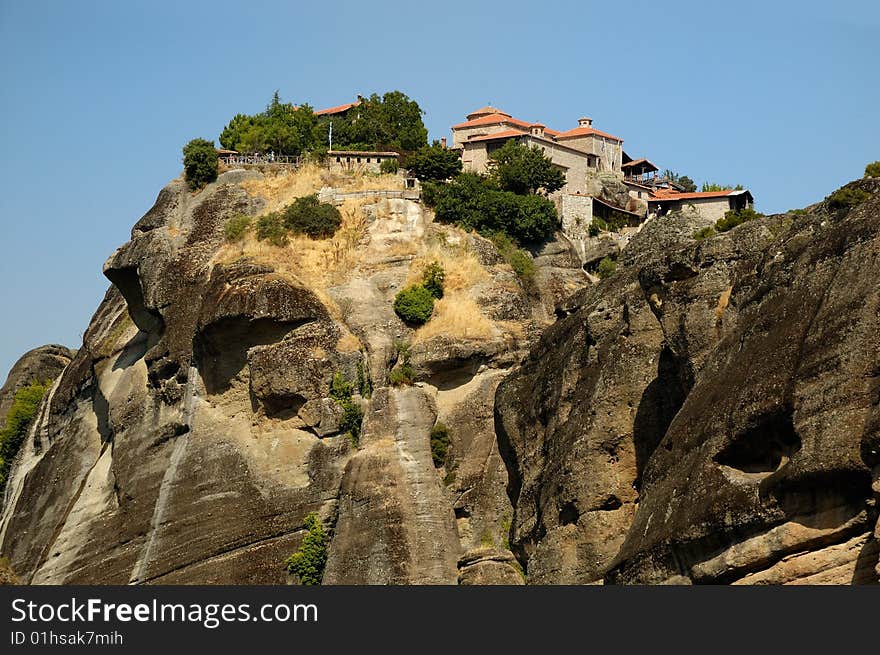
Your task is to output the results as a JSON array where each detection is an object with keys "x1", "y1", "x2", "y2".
[{"x1": 0, "y1": 0, "x2": 877, "y2": 377}]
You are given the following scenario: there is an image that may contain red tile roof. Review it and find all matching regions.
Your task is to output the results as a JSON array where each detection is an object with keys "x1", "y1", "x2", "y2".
[
  {"x1": 452, "y1": 113, "x2": 533, "y2": 130},
  {"x1": 555, "y1": 126, "x2": 623, "y2": 143},
  {"x1": 315, "y1": 101, "x2": 360, "y2": 116},
  {"x1": 621, "y1": 158, "x2": 658, "y2": 171},
  {"x1": 466, "y1": 106, "x2": 511, "y2": 120},
  {"x1": 649, "y1": 190, "x2": 736, "y2": 201},
  {"x1": 465, "y1": 129, "x2": 529, "y2": 143}
]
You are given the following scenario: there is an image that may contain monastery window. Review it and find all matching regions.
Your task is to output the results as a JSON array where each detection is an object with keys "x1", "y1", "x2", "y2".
[
  {"x1": 336, "y1": 156, "x2": 341, "y2": 162},
  {"x1": 357, "y1": 157, "x2": 361, "y2": 163}
]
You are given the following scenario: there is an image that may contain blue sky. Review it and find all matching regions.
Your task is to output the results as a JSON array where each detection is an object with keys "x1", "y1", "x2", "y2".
[{"x1": 0, "y1": 0, "x2": 878, "y2": 377}]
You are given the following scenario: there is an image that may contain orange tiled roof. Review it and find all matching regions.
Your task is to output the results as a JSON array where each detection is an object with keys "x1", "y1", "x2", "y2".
[
  {"x1": 465, "y1": 129, "x2": 529, "y2": 143},
  {"x1": 452, "y1": 113, "x2": 532, "y2": 130},
  {"x1": 466, "y1": 106, "x2": 511, "y2": 120},
  {"x1": 555, "y1": 126, "x2": 623, "y2": 143},
  {"x1": 315, "y1": 101, "x2": 360, "y2": 116},
  {"x1": 649, "y1": 190, "x2": 737, "y2": 201},
  {"x1": 622, "y1": 158, "x2": 658, "y2": 170}
]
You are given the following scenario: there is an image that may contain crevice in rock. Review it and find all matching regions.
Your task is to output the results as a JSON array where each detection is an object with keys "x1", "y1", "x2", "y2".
[
  {"x1": 103, "y1": 266, "x2": 164, "y2": 335},
  {"x1": 193, "y1": 316, "x2": 310, "y2": 395},
  {"x1": 559, "y1": 502, "x2": 580, "y2": 526},
  {"x1": 714, "y1": 406, "x2": 801, "y2": 474},
  {"x1": 632, "y1": 346, "x2": 690, "y2": 490}
]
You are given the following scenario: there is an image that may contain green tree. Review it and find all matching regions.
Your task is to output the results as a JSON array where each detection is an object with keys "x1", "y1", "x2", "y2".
[
  {"x1": 283, "y1": 195, "x2": 342, "y2": 239},
  {"x1": 430, "y1": 173, "x2": 558, "y2": 244},
  {"x1": 404, "y1": 142, "x2": 462, "y2": 181},
  {"x1": 219, "y1": 92, "x2": 317, "y2": 155},
  {"x1": 488, "y1": 140, "x2": 565, "y2": 195},
  {"x1": 285, "y1": 514, "x2": 328, "y2": 585},
  {"x1": 421, "y1": 261, "x2": 445, "y2": 299},
  {"x1": 701, "y1": 182, "x2": 744, "y2": 192},
  {"x1": 0, "y1": 380, "x2": 51, "y2": 494},
  {"x1": 346, "y1": 91, "x2": 428, "y2": 152},
  {"x1": 865, "y1": 161, "x2": 880, "y2": 178},
  {"x1": 678, "y1": 175, "x2": 697, "y2": 192},
  {"x1": 182, "y1": 138, "x2": 218, "y2": 190},
  {"x1": 597, "y1": 256, "x2": 617, "y2": 279}
]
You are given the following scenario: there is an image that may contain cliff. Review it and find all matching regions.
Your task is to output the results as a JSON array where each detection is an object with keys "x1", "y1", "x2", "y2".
[
  {"x1": 497, "y1": 177, "x2": 880, "y2": 584},
  {"x1": 2, "y1": 167, "x2": 878, "y2": 585},
  {"x1": 0, "y1": 166, "x2": 583, "y2": 584}
]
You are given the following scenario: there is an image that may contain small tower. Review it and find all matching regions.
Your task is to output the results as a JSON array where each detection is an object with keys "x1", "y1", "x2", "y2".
[{"x1": 577, "y1": 117, "x2": 593, "y2": 128}]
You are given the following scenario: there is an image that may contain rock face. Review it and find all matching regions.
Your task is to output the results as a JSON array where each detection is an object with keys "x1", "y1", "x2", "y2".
[
  {"x1": 0, "y1": 345, "x2": 72, "y2": 431},
  {"x1": 497, "y1": 178, "x2": 880, "y2": 584},
  {"x1": 3, "y1": 164, "x2": 877, "y2": 586},
  {"x1": 0, "y1": 167, "x2": 585, "y2": 584}
]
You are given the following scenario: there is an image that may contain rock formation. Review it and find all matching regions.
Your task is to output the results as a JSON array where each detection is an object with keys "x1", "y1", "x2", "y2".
[
  {"x1": 0, "y1": 345, "x2": 72, "y2": 432},
  {"x1": 2, "y1": 165, "x2": 877, "y2": 586},
  {"x1": 0, "y1": 167, "x2": 582, "y2": 584},
  {"x1": 497, "y1": 177, "x2": 880, "y2": 584}
]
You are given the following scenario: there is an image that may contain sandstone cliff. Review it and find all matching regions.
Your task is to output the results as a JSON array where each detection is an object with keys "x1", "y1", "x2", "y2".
[
  {"x1": 497, "y1": 177, "x2": 880, "y2": 584},
  {"x1": 2, "y1": 167, "x2": 877, "y2": 586},
  {"x1": 0, "y1": 166, "x2": 583, "y2": 584}
]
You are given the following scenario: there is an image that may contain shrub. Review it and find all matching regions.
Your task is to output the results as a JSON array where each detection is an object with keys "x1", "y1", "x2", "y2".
[
  {"x1": 489, "y1": 232, "x2": 535, "y2": 283},
  {"x1": 224, "y1": 214, "x2": 252, "y2": 242},
  {"x1": 285, "y1": 513, "x2": 328, "y2": 585},
  {"x1": 864, "y1": 161, "x2": 880, "y2": 178},
  {"x1": 588, "y1": 224, "x2": 600, "y2": 237},
  {"x1": 0, "y1": 380, "x2": 51, "y2": 494},
  {"x1": 404, "y1": 141, "x2": 462, "y2": 181},
  {"x1": 182, "y1": 138, "x2": 218, "y2": 190},
  {"x1": 715, "y1": 207, "x2": 764, "y2": 233},
  {"x1": 388, "y1": 341, "x2": 414, "y2": 386},
  {"x1": 430, "y1": 422, "x2": 450, "y2": 468},
  {"x1": 422, "y1": 261, "x2": 445, "y2": 299},
  {"x1": 283, "y1": 194, "x2": 342, "y2": 239},
  {"x1": 393, "y1": 284, "x2": 435, "y2": 325},
  {"x1": 256, "y1": 212, "x2": 288, "y2": 246},
  {"x1": 356, "y1": 359, "x2": 372, "y2": 398},
  {"x1": 596, "y1": 256, "x2": 617, "y2": 279},
  {"x1": 693, "y1": 225, "x2": 716, "y2": 240},
  {"x1": 380, "y1": 158, "x2": 399, "y2": 174},
  {"x1": 827, "y1": 186, "x2": 870, "y2": 213},
  {"x1": 329, "y1": 372, "x2": 362, "y2": 446}
]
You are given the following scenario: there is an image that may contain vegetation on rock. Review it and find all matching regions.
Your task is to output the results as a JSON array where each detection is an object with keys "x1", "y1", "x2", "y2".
[
  {"x1": 430, "y1": 422, "x2": 450, "y2": 468},
  {"x1": 220, "y1": 91, "x2": 318, "y2": 156},
  {"x1": 285, "y1": 513, "x2": 328, "y2": 585},
  {"x1": 314, "y1": 91, "x2": 428, "y2": 152},
  {"x1": 224, "y1": 214, "x2": 252, "y2": 242},
  {"x1": 404, "y1": 141, "x2": 463, "y2": 181},
  {"x1": 388, "y1": 341, "x2": 415, "y2": 386},
  {"x1": 865, "y1": 161, "x2": 880, "y2": 178},
  {"x1": 421, "y1": 261, "x2": 445, "y2": 299},
  {"x1": 661, "y1": 170, "x2": 697, "y2": 192},
  {"x1": 596, "y1": 256, "x2": 617, "y2": 279},
  {"x1": 489, "y1": 232, "x2": 535, "y2": 283},
  {"x1": 715, "y1": 206, "x2": 764, "y2": 232},
  {"x1": 182, "y1": 138, "x2": 219, "y2": 190},
  {"x1": 0, "y1": 380, "x2": 51, "y2": 494},
  {"x1": 827, "y1": 186, "x2": 870, "y2": 214},
  {"x1": 329, "y1": 372, "x2": 363, "y2": 447},
  {"x1": 379, "y1": 158, "x2": 399, "y2": 174},
  {"x1": 256, "y1": 212, "x2": 289, "y2": 246},
  {"x1": 394, "y1": 284, "x2": 436, "y2": 325},
  {"x1": 282, "y1": 194, "x2": 342, "y2": 238},
  {"x1": 701, "y1": 182, "x2": 744, "y2": 192}
]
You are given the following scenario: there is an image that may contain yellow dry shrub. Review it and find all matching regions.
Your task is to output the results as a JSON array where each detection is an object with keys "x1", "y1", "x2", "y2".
[{"x1": 413, "y1": 293, "x2": 496, "y2": 343}]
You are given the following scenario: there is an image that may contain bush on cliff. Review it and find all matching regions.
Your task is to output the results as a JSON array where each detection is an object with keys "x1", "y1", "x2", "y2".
[
  {"x1": 393, "y1": 284, "x2": 435, "y2": 325},
  {"x1": 864, "y1": 161, "x2": 880, "y2": 178},
  {"x1": 596, "y1": 256, "x2": 617, "y2": 279},
  {"x1": 283, "y1": 195, "x2": 341, "y2": 238},
  {"x1": 827, "y1": 186, "x2": 870, "y2": 214},
  {"x1": 0, "y1": 380, "x2": 51, "y2": 494},
  {"x1": 255, "y1": 212, "x2": 288, "y2": 246},
  {"x1": 715, "y1": 207, "x2": 763, "y2": 233},
  {"x1": 421, "y1": 261, "x2": 445, "y2": 299},
  {"x1": 182, "y1": 138, "x2": 219, "y2": 190},
  {"x1": 285, "y1": 513, "x2": 328, "y2": 585},
  {"x1": 489, "y1": 232, "x2": 535, "y2": 283},
  {"x1": 329, "y1": 372, "x2": 363, "y2": 447},
  {"x1": 224, "y1": 214, "x2": 252, "y2": 242},
  {"x1": 430, "y1": 422, "x2": 450, "y2": 468}
]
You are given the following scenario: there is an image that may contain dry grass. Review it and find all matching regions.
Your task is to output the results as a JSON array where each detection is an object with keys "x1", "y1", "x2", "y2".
[
  {"x1": 239, "y1": 164, "x2": 404, "y2": 213},
  {"x1": 715, "y1": 286, "x2": 733, "y2": 324},
  {"x1": 404, "y1": 243, "x2": 488, "y2": 292},
  {"x1": 336, "y1": 332, "x2": 362, "y2": 353},
  {"x1": 215, "y1": 197, "x2": 371, "y2": 294},
  {"x1": 413, "y1": 293, "x2": 496, "y2": 343}
]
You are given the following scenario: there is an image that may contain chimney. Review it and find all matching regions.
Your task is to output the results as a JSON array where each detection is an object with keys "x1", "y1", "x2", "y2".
[
  {"x1": 440, "y1": 137, "x2": 447, "y2": 149},
  {"x1": 356, "y1": 94, "x2": 364, "y2": 103},
  {"x1": 530, "y1": 123, "x2": 545, "y2": 138},
  {"x1": 578, "y1": 117, "x2": 593, "y2": 128}
]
